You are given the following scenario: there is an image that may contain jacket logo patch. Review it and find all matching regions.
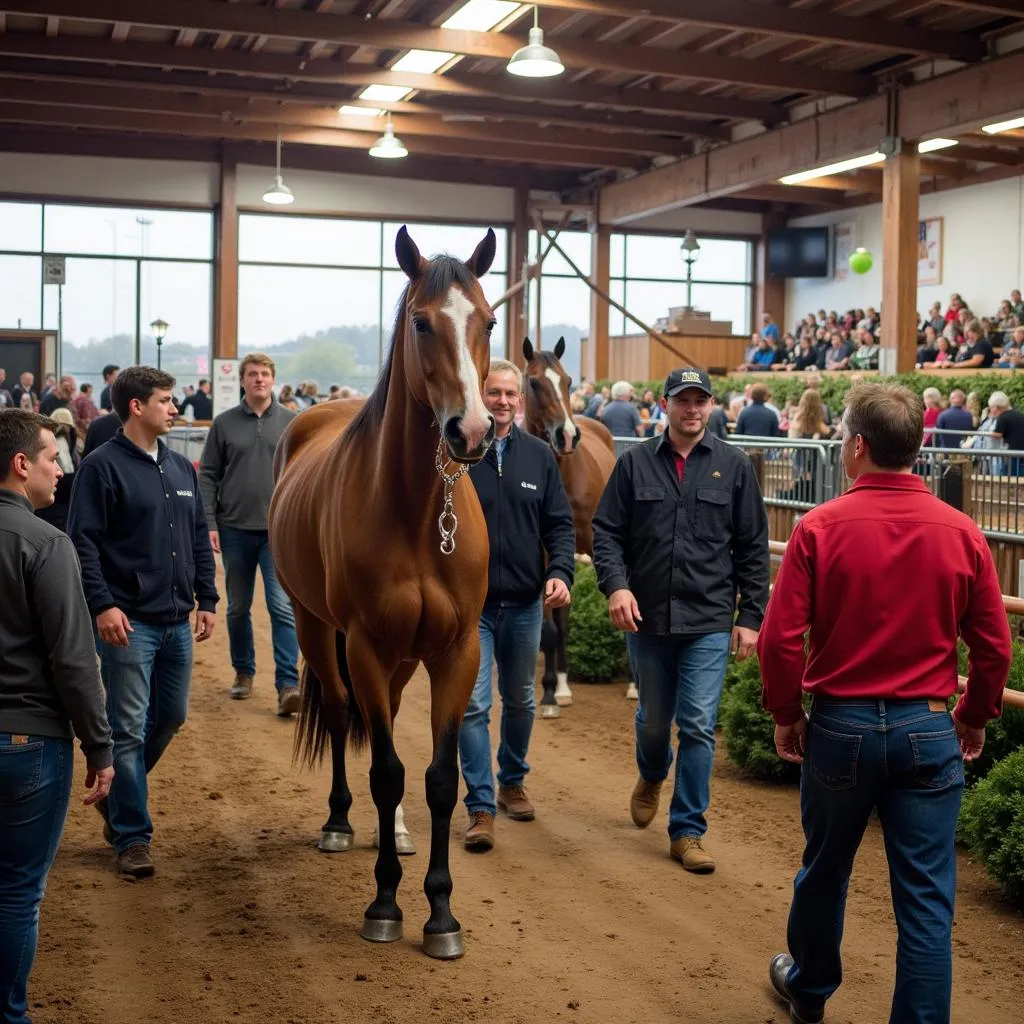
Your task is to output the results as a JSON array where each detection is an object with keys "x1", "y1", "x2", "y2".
[
  {"x1": 176, "y1": 489, "x2": 194, "y2": 498},
  {"x1": 521, "y1": 481, "x2": 538, "y2": 491},
  {"x1": 711, "y1": 471, "x2": 721, "y2": 478}
]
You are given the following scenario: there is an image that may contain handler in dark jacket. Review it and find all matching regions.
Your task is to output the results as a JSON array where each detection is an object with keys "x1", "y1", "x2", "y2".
[
  {"x1": 593, "y1": 367, "x2": 769, "y2": 874},
  {"x1": 68, "y1": 366, "x2": 218, "y2": 879},
  {"x1": 1, "y1": 409, "x2": 113, "y2": 1023},
  {"x1": 460, "y1": 359, "x2": 576, "y2": 852}
]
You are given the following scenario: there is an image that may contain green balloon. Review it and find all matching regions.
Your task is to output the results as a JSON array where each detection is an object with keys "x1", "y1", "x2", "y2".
[{"x1": 849, "y1": 247, "x2": 874, "y2": 275}]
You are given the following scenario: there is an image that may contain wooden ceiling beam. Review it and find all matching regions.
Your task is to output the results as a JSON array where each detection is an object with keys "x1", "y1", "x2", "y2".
[
  {"x1": 799, "y1": 172, "x2": 882, "y2": 193},
  {"x1": 0, "y1": 33, "x2": 784, "y2": 122},
  {"x1": 929, "y1": 0, "x2": 1024, "y2": 16},
  {"x1": 737, "y1": 184, "x2": 845, "y2": 208},
  {"x1": 2, "y1": 0, "x2": 875, "y2": 95},
  {"x1": 0, "y1": 100, "x2": 647, "y2": 170},
  {"x1": 0, "y1": 60, "x2": 731, "y2": 139},
  {"x1": 929, "y1": 143, "x2": 1022, "y2": 166},
  {"x1": 528, "y1": 0, "x2": 986, "y2": 61},
  {"x1": 0, "y1": 76, "x2": 690, "y2": 156}
]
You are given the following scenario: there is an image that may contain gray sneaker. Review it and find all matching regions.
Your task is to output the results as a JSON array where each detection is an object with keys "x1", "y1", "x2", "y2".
[
  {"x1": 117, "y1": 843, "x2": 155, "y2": 879},
  {"x1": 277, "y1": 686, "x2": 301, "y2": 717},
  {"x1": 230, "y1": 673, "x2": 254, "y2": 700}
]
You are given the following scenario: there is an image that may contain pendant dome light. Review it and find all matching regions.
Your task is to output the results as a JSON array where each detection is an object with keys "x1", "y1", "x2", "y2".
[
  {"x1": 262, "y1": 131, "x2": 295, "y2": 205},
  {"x1": 369, "y1": 113, "x2": 408, "y2": 159},
  {"x1": 507, "y1": 6, "x2": 564, "y2": 79}
]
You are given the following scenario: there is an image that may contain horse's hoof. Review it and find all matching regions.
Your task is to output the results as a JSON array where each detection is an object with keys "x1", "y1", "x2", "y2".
[
  {"x1": 555, "y1": 673, "x2": 572, "y2": 706},
  {"x1": 396, "y1": 832, "x2": 417, "y2": 856},
  {"x1": 625, "y1": 682, "x2": 639, "y2": 701},
  {"x1": 362, "y1": 917, "x2": 403, "y2": 943},
  {"x1": 318, "y1": 830, "x2": 354, "y2": 853},
  {"x1": 554, "y1": 692, "x2": 573, "y2": 707},
  {"x1": 422, "y1": 929, "x2": 464, "y2": 960},
  {"x1": 540, "y1": 704, "x2": 561, "y2": 719}
]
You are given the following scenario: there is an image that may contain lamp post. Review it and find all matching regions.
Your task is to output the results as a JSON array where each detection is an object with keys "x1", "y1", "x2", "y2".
[
  {"x1": 150, "y1": 317, "x2": 168, "y2": 370},
  {"x1": 679, "y1": 229, "x2": 701, "y2": 314}
]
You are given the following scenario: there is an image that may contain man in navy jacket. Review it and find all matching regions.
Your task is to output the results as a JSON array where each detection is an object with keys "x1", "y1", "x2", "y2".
[
  {"x1": 68, "y1": 366, "x2": 218, "y2": 878},
  {"x1": 460, "y1": 359, "x2": 576, "y2": 852}
]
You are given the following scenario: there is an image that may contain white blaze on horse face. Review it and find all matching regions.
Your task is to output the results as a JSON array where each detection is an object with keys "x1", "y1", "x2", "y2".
[
  {"x1": 441, "y1": 285, "x2": 491, "y2": 450},
  {"x1": 544, "y1": 367, "x2": 576, "y2": 453}
]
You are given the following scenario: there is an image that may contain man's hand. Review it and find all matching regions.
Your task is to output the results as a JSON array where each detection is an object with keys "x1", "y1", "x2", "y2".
[
  {"x1": 544, "y1": 578, "x2": 571, "y2": 609},
  {"x1": 83, "y1": 765, "x2": 114, "y2": 806},
  {"x1": 194, "y1": 610, "x2": 216, "y2": 643},
  {"x1": 732, "y1": 625, "x2": 758, "y2": 662},
  {"x1": 608, "y1": 589, "x2": 643, "y2": 633},
  {"x1": 96, "y1": 608, "x2": 133, "y2": 647},
  {"x1": 774, "y1": 717, "x2": 808, "y2": 764},
  {"x1": 953, "y1": 714, "x2": 986, "y2": 762},
  {"x1": 208, "y1": 530, "x2": 221, "y2": 555}
]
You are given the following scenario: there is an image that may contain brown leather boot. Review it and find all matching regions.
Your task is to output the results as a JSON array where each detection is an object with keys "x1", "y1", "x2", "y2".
[
  {"x1": 670, "y1": 836, "x2": 716, "y2": 874},
  {"x1": 497, "y1": 784, "x2": 535, "y2": 821},
  {"x1": 464, "y1": 812, "x2": 495, "y2": 851},
  {"x1": 117, "y1": 843, "x2": 155, "y2": 879},
  {"x1": 629, "y1": 776, "x2": 663, "y2": 828},
  {"x1": 230, "y1": 673, "x2": 254, "y2": 700}
]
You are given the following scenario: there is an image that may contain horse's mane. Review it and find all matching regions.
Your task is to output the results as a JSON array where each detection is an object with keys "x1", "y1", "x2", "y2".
[{"x1": 344, "y1": 254, "x2": 478, "y2": 446}]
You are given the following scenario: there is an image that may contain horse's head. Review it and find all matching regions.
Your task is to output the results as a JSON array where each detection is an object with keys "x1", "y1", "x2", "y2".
[
  {"x1": 396, "y1": 225, "x2": 497, "y2": 464},
  {"x1": 522, "y1": 337, "x2": 581, "y2": 457}
]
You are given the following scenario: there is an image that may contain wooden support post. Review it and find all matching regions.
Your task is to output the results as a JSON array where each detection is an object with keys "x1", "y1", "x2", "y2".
[
  {"x1": 213, "y1": 147, "x2": 239, "y2": 359},
  {"x1": 589, "y1": 222, "x2": 611, "y2": 383},
  {"x1": 507, "y1": 181, "x2": 529, "y2": 365},
  {"x1": 755, "y1": 212, "x2": 787, "y2": 339},
  {"x1": 881, "y1": 144, "x2": 919, "y2": 375}
]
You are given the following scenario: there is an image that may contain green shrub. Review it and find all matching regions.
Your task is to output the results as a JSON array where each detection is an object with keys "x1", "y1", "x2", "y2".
[
  {"x1": 723, "y1": 651, "x2": 761, "y2": 695},
  {"x1": 958, "y1": 748, "x2": 1024, "y2": 903},
  {"x1": 719, "y1": 660, "x2": 802, "y2": 783},
  {"x1": 566, "y1": 562, "x2": 629, "y2": 683},
  {"x1": 957, "y1": 640, "x2": 1024, "y2": 785}
]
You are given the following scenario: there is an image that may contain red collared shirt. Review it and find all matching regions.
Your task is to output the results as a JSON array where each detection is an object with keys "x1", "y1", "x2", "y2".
[{"x1": 757, "y1": 472, "x2": 1012, "y2": 728}]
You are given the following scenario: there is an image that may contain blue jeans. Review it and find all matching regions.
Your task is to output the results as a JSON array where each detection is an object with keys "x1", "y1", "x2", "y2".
[
  {"x1": 99, "y1": 619, "x2": 192, "y2": 854},
  {"x1": 219, "y1": 526, "x2": 299, "y2": 691},
  {"x1": 0, "y1": 735, "x2": 72, "y2": 1024},
  {"x1": 459, "y1": 600, "x2": 544, "y2": 816},
  {"x1": 786, "y1": 699, "x2": 964, "y2": 1024},
  {"x1": 626, "y1": 631, "x2": 732, "y2": 839}
]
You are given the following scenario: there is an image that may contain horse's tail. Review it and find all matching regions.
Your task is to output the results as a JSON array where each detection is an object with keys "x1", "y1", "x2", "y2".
[{"x1": 294, "y1": 631, "x2": 367, "y2": 768}]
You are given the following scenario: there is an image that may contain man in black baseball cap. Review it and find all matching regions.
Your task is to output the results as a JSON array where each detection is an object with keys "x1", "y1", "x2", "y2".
[
  {"x1": 593, "y1": 364, "x2": 769, "y2": 874},
  {"x1": 663, "y1": 367, "x2": 714, "y2": 398}
]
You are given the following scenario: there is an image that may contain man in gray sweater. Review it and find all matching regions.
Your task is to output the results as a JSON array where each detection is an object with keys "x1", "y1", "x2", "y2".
[
  {"x1": 198, "y1": 353, "x2": 300, "y2": 716},
  {"x1": 0, "y1": 409, "x2": 113, "y2": 1023}
]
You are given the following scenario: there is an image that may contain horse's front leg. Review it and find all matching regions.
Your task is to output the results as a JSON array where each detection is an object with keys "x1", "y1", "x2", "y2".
[
  {"x1": 346, "y1": 631, "x2": 405, "y2": 943},
  {"x1": 421, "y1": 641, "x2": 479, "y2": 960},
  {"x1": 539, "y1": 611, "x2": 561, "y2": 719},
  {"x1": 553, "y1": 604, "x2": 573, "y2": 707}
]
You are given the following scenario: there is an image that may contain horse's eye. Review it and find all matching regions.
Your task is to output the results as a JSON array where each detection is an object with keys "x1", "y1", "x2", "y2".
[
  {"x1": 412, "y1": 316, "x2": 430, "y2": 333},
  {"x1": 528, "y1": 377, "x2": 541, "y2": 389},
  {"x1": 485, "y1": 319, "x2": 497, "y2": 333}
]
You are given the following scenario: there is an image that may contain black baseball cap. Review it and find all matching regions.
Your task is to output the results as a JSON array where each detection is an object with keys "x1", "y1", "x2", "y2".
[{"x1": 664, "y1": 367, "x2": 713, "y2": 398}]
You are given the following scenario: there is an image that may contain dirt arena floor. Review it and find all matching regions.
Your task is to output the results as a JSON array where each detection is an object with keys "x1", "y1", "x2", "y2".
[{"x1": 33, "y1": 582, "x2": 1024, "y2": 1024}]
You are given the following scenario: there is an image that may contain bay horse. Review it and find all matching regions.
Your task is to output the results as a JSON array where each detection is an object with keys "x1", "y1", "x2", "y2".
[
  {"x1": 520, "y1": 337, "x2": 616, "y2": 716},
  {"x1": 269, "y1": 226, "x2": 497, "y2": 960}
]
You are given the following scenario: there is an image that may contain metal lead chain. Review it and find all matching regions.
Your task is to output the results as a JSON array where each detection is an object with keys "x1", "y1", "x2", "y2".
[{"x1": 435, "y1": 436, "x2": 470, "y2": 555}]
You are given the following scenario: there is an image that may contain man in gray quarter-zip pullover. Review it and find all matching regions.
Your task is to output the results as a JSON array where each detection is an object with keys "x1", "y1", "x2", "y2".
[{"x1": 198, "y1": 353, "x2": 300, "y2": 717}]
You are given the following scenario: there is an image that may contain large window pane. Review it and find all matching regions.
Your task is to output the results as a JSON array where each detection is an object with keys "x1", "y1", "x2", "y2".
[
  {"x1": 610, "y1": 233, "x2": 626, "y2": 278},
  {"x1": 139, "y1": 261, "x2": 211, "y2": 385},
  {"x1": 608, "y1": 279, "x2": 626, "y2": 337},
  {"x1": 689, "y1": 238, "x2": 752, "y2": 284},
  {"x1": 240, "y1": 215, "x2": 382, "y2": 267},
  {"x1": 0, "y1": 202, "x2": 43, "y2": 252},
  {"x1": 624, "y1": 235, "x2": 693, "y2": 281},
  {"x1": 383, "y1": 222, "x2": 507, "y2": 273},
  {"x1": 529, "y1": 229, "x2": 590, "y2": 277},
  {"x1": 537, "y1": 277, "x2": 589, "y2": 382},
  {"x1": 44, "y1": 205, "x2": 213, "y2": 260},
  {"x1": 622, "y1": 280, "x2": 691, "y2": 330},
  {"x1": 43, "y1": 258, "x2": 138, "y2": 389},
  {"x1": 690, "y1": 283, "x2": 752, "y2": 335},
  {"x1": 0, "y1": 255, "x2": 42, "y2": 329},
  {"x1": 239, "y1": 265, "x2": 381, "y2": 395}
]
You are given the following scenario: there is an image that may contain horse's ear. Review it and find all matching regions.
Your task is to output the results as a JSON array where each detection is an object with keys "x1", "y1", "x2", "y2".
[
  {"x1": 466, "y1": 228, "x2": 497, "y2": 279},
  {"x1": 522, "y1": 337, "x2": 534, "y2": 362},
  {"x1": 554, "y1": 336, "x2": 566, "y2": 360},
  {"x1": 395, "y1": 225, "x2": 426, "y2": 281}
]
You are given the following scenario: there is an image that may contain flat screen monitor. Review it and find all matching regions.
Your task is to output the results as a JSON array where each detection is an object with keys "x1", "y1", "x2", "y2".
[{"x1": 766, "y1": 227, "x2": 830, "y2": 278}]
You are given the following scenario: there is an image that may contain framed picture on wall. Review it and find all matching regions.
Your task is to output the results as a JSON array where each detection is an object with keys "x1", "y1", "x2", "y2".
[
  {"x1": 834, "y1": 221, "x2": 856, "y2": 282},
  {"x1": 918, "y1": 217, "x2": 943, "y2": 286}
]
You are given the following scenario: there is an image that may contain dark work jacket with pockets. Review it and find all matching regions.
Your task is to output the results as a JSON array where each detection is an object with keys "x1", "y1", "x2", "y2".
[
  {"x1": 468, "y1": 425, "x2": 576, "y2": 606},
  {"x1": 592, "y1": 430, "x2": 769, "y2": 636},
  {"x1": 68, "y1": 431, "x2": 219, "y2": 625}
]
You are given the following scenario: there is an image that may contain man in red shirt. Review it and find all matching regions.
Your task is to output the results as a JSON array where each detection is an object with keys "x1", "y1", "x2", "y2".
[{"x1": 758, "y1": 382, "x2": 1011, "y2": 1024}]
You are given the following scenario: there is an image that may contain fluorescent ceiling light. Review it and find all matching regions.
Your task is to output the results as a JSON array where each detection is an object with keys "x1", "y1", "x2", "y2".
[
  {"x1": 391, "y1": 50, "x2": 455, "y2": 74},
  {"x1": 918, "y1": 138, "x2": 958, "y2": 153},
  {"x1": 443, "y1": 1, "x2": 523, "y2": 31},
  {"x1": 780, "y1": 152, "x2": 884, "y2": 185},
  {"x1": 982, "y1": 115, "x2": 1024, "y2": 135},
  {"x1": 339, "y1": 105, "x2": 382, "y2": 117},
  {"x1": 359, "y1": 84, "x2": 413, "y2": 103}
]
